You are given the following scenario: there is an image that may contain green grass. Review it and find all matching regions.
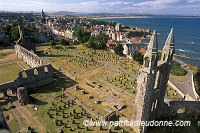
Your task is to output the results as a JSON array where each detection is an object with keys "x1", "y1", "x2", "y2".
[
  {"x1": 170, "y1": 61, "x2": 187, "y2": 76},
  {"x1": 165, "y1": 86, "x2": 182, "y2": 99},
  {"x1": 0, "y1": 53, "x2": 6, "y2": 59},
  {"x1": 28, "y1": 69, "x2": 132, "y2": 132},
  {"x1": 107, "y1": 72, "x2": 136, "y2": 93},
  {"x1": 3, "y1": 110, "x2": 21, "y2": 133},
  {"x1": 36, "y1": 45, "x2": 140, "y2": 75},
  {"x1": 0, "y1": 63, "x2": 22, "y2": 84},
  {"x1": 34, "y1": 94, "x2": 131, "y2": 133}
]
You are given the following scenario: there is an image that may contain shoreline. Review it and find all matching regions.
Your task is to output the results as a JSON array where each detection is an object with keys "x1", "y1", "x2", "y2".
[
  {"x1": 91, "y1": 16, "x2": 151, "y2": 19},
  {"x1": 91, "y1": 16, "x2": 200, "y2": 19}
]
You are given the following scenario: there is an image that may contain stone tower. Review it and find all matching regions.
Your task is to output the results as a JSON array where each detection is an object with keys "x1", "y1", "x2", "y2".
[
  {"x1": 134, "y1": 30, "x2": 159, "y2": 133},
  {"x1": 41, "y1": 9, "x2": 46, "y2": 23},
  {"x1": 133, "y1": 29, "x2": 175, "y2": 133},
  {"x1": 153, "y1": 28, "x2": 175, "y2": 118}
]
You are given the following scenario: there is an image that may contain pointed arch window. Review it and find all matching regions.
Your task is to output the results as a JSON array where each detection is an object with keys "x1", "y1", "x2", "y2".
[
  {"x1": 144, "y1": 57, "x2": 150, "y2": 67},
  {"x1": 163, "y1": 54, "x2": 166, "y2": 61}
]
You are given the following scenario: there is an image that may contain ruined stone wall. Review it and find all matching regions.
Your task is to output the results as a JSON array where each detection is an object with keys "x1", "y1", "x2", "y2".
[
  {"x1": 15, "y1": 44, "x2": 47, "y2": 68},
  {"x1": 0, "y1": 44, "x2": 53, "y2": 93},
  {"x1": 0, "y1": 64, "x2": 53, "y2": 92}
]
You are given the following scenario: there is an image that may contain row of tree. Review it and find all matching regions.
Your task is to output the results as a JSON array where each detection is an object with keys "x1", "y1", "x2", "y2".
[
  {"x1": 85, "y1": 34, "x2": 109, "y2": 49},
  {"x1": 48, "y1": 38, "x2": 70, "y2": 48},
  {"x1": 2, "y1": 22, "x2": 44, "y2": 45},
  {"x1": 73, "y1": 27, "x2": 128, "y2": 56},
  {"x1": 73, "y1": 27, "x2": 91, "y2": 44}
]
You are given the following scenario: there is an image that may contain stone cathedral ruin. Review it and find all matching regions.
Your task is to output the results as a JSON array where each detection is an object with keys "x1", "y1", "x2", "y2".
[
  {"x1": 134, "y1": 29, "x2": 200, "y2": 133},
  {"x1": 1, "y1": 19, "x2": 200, "y2": 133},
  {"x1": 0, "y1": 19, "x2": 53, "y2": 105}
]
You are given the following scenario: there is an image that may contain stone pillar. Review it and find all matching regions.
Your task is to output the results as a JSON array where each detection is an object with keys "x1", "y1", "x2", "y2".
[{"x1": 17, "y1": 87, "x2": 29, "y2": 106}]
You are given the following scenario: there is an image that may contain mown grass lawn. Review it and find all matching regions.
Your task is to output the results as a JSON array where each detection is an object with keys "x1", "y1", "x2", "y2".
[
  {"x1": 0, "y1": 63, "x2": 22, "y2": 84},
  {"x1": 0, "y1": 53, "x2": 6, "y2": 59}
]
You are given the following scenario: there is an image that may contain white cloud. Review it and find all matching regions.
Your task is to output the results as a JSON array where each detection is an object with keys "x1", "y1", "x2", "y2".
[
  {"x1": 187, "y1": 0, "x2": 200, "y2": 3},
  {"x1": 133, "y1": 0, "x2": 180, "y2": 7},
  {"x1": 0, "y1": 0, "x2": 199, "y2": 15}
]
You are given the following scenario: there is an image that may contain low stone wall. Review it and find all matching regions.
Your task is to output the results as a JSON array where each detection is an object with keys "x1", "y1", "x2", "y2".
[
  {"x1": 0, "y1": 64, "x2": 53, "y2": 92},
  {"x1": 191, "y1": 74, "x2": 200, "y2": 100}
]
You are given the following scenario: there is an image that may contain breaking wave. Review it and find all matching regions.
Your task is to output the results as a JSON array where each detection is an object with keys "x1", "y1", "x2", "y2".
[{"x1": 176, "y1": 49, "x2": 199, "y2": 55}]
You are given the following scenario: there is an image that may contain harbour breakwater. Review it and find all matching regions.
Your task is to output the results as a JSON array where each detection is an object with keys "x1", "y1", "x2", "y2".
[{"x1": 174, "y1": 54, "x2": 200, "y2": 62}]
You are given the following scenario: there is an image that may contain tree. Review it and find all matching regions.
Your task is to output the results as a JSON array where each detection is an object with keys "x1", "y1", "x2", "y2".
[
  {"x1": 86, "y1": 34, "x2": 108, "y2": 49},
  {"x1": 9, "y1": 26, "x2": 20, "y2": 42},
  {"x1": 73, "y1": 27, "x2": 91, "y2": 44},
  {"x1": 60, "y1": 38, "x2": 70, "y2": 48},
  {"x1": 3, "y1": 25, "x2": 11, "y2": 35},
  {"x1": 28, "y1": 36, "x2": 37, "y2": 44},
  {"x1": 132, "y1": 51, "x2": 144, "y2": 64},
  {"x1": 86, "y1": 36, "x2": 95, "y2": 48},
  {"x1": 94, "y1": 34, "x2": 108, "y2": 49},
  {"x1": 48, "y1": 40, "x2": 57, "y2": 48},
  {"x1": 114, "y1": 43, "x2": 124, "y2": 55}
]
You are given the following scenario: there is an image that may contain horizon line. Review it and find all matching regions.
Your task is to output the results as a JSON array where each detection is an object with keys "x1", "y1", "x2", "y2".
[{"x1": 0, "y1": 10, "x2": 200, "y2": 17}]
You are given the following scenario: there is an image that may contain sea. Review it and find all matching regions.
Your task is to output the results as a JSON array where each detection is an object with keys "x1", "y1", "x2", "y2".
[{"x1": 98, "y1": 17, "x2": 200, "y2": 67}]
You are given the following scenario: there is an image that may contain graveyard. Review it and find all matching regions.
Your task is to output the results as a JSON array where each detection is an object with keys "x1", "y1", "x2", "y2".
[
  {"x1": 36, "y1": 45, "x2": 137, "y2": 119},
  {"x1": 33, "y1": 44, "x2": 183, "y2": 128},
  {"x1": 165, "y1": 86, "x2": 182, "y2": 99},
  {"x1": 0, "y1": 44, "x2": 184, "y2": 133},
  {"x1": 34, "y1": 92, "x2": 133, "y2": 133}
]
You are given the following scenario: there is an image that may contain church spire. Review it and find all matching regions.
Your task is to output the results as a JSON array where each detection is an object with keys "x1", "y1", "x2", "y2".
[
  {"x1": 147, "y1": 30, "x2": 158, "y2": 54},
  {"x1": 163, "y1": 28, "x2": 174, "y2": 50}
]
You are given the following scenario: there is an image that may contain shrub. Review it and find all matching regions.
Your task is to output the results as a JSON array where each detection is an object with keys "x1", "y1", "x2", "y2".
[
  {"x1": 114, "y1": 43, "x2": 124, "y2": 55},
  {"x1": 170, "y1": 61, "x2": 187, "y2": 76},
  {"x1": 48, "y1": 40, "x2": 57, "y2": 48},
  {"x1": 86, "y1": 34, "x2": 108, "y2": 49},
  {"x1": 132, "y1": 51, "x2": 144, "y2": 64}
]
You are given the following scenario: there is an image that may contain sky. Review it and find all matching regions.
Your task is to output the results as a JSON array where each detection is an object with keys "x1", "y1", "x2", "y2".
[{"x1": 0, "y1": 0, "x2": 200, "y2": 15}]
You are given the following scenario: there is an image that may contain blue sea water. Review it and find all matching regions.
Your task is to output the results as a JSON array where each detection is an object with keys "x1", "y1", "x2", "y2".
[{"x1": 98, "y1": 17, "x2": 200, "y2": 66}]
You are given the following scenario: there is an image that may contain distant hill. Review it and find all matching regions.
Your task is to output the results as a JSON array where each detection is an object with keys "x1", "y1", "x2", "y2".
[{"x1": 47, "y1": 11, "x2": 154, "y2": 17}]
